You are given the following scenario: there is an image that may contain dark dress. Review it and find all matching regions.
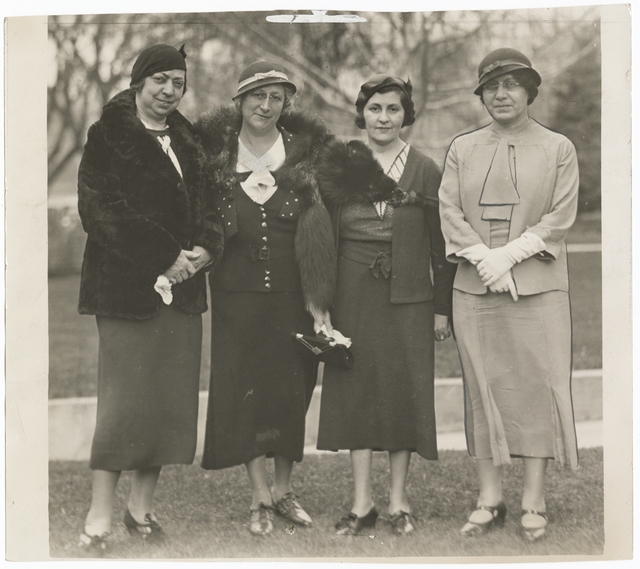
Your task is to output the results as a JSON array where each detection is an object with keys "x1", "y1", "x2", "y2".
[
  {"x1": 202, "y1": 185, "x2": 316, "y2": 470},
  {"x1": 317, "y1": 146, "x2": 454, "y2": 460},
  {"x1": 78, "y1": 89, "x2": 223, "y2": 471},
  {"x1": 91, "y1": 305, "x2": 201, "y2": 470}
]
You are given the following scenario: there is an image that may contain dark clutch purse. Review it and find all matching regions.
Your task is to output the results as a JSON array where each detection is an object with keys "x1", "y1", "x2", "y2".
[{"x1": 292, "y1": 333, "x2": 354, "y2": 369}]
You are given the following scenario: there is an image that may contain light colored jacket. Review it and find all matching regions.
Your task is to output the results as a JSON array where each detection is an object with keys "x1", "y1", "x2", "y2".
[{"x1": 438, "y1": 120, "x2": 579, "y2": 296}]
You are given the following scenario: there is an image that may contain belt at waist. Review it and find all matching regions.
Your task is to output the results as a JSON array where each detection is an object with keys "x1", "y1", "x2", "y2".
[
  {"x1": 226, "y1": 240, "x2": 295, "y2": 261},
  {"x1": 339, "y1": 242, "x2": 392, "y2": 279}
]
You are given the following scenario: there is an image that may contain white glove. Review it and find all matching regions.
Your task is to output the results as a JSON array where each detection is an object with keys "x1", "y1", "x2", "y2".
[
  {"x1": 488, "y1": 270, "x2": 519, "y2": 301},
  {"x1": 456, "y1": 243, "x2": 491, "y2": 266},
  {"x1": 154, "y1": 275, "x2": 173, "y2": 305},
  {"x1": 478, "y1": 233, "x2": 546, "y2": 286}
]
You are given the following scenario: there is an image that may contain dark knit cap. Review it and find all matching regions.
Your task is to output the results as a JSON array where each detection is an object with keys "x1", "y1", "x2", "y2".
[
  {"x1": 474, "y1": 48, "x2": 541, "y2": 95},
  {"x1": 130, "y1": 44, "x2": 187, "y2": 87},
  {"x1": 234, "y1": 60, "x2": 297, "y2": 99},
  {"x1": 355, "y1": 75, "x2": 413, "y2": 109}
]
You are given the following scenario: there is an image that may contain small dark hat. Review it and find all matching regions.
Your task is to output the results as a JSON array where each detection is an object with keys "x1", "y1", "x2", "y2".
[
  {"x1": 356, "y1": 75, "x2": 413, "y2": 109},
  {"x1": 474, "y1": 48, "x2": 541, "y2": 95},
  {"x1": 234, "y1": 60, "x2": 297, "y2": 99},
  {"x1": 130, "y1": 44, "x2": 187, "y2": 87}
]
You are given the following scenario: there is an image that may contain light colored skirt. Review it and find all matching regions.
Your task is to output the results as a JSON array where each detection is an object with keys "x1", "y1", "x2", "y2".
[{"x1": 453, "y1": 289, "x2": 578, "y2": 469}]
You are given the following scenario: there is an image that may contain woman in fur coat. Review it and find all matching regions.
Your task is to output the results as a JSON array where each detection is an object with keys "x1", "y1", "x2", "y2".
[
  {"x1": 315, "y1": 76, "x2": 457, "y2": 536},
  {"x1": 196, "y1": 60, "x2": 338, "y2": 536},
  {"x1": 76, "y1": 45, "x2": 223, "y2": 555}
]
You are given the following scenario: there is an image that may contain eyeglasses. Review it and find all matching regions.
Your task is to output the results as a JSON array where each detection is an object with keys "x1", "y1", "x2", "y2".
[{"x1": 482, "y1": 80, "x2": 522, "y2": 93}]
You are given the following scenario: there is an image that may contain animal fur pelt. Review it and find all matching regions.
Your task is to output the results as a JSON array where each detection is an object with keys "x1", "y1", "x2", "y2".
[
  {"x1": 196, "y1": 107, "x2": 337, "y2": 313},
  {"x1": 317, "y1": 139, "x2": 429, "y2": 208}
]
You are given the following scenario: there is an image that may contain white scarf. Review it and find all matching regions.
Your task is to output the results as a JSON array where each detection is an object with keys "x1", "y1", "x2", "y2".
[
  {"x1": 137, "y1": 114, "x2": 183, "y2": 178},
  {"x1": 237, "y1": 134, "x2": 286, "y2": 204}
]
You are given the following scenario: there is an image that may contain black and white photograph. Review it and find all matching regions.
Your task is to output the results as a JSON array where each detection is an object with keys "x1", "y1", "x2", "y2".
[{"x1": 4, "y1": 0, "x2": 633, "y2": 564}]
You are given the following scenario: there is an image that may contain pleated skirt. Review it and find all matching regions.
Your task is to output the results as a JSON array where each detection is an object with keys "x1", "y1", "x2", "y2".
[
  {"x1": 453, "y1": 289, "x2": 578, "y2": 468},
  {"x1": 317, "y1": 248, "x2": 438, "y2": 459},
  {"x1": 90, "y1": 305, "x2": 202, "y2": 471}
]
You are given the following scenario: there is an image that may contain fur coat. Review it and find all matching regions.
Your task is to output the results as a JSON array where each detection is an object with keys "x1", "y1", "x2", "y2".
[
  {"x1": 77, "y1": 88, "x2": 224, "y2": 319},
  {"x1": 196, "y1": 107, "x2": 337, "y2": 312}
]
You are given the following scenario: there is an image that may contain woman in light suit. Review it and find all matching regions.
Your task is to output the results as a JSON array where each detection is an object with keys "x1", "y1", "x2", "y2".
[{"x1": 439, "y1": 48, "x2": 579, "y2": 542}]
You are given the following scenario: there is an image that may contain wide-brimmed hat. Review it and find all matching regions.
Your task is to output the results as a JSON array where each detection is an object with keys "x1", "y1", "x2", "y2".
[
  {"x1": 233, "y1": 60, "x2": 297, "y2": 99},
  {"x1": 474, "y1": 48, "x2": 541, "y2": 95}
]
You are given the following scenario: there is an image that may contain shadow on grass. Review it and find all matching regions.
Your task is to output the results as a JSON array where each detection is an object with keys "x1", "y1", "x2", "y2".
[{"x1": 50, "y1": 448, "x2": 603, "y2": 560}]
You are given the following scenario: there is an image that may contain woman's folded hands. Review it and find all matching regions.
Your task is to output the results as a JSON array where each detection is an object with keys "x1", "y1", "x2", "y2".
[{"x1": 163, "y1": 246, "x2": 212, "y2": 285}]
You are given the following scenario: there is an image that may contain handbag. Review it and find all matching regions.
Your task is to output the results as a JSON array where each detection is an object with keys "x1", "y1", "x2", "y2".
[{"x1": 292, "y1": 333, "x2": 354, "y2": 369}]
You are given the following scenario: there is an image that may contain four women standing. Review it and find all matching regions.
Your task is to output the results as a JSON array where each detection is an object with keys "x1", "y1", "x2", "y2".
[{"x1": 75, "y1": 46, "x2": 579, "y2": 549}]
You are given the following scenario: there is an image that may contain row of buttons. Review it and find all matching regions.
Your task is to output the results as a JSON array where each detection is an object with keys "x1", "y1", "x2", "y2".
[{"x1": 260, "y1": 205, "x2": 271, "y2": 289}]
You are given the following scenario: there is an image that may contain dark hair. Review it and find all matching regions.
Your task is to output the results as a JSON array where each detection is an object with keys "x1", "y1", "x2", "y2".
[
  {"x1": 234, "y1": 84, "x2": 295, "y2": 115},
  {"x1": 131, "y1": 78, "x2": 145, "y2": 93},
  {"x1": 479, "y1": 69, "x2": 539, "y2": 105},
  {"x1": 355, "y1": 85, "x2": 416, "y2": 129}
]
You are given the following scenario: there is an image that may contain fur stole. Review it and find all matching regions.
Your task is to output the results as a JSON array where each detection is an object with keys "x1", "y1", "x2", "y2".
[
  {"x1": 317, "y1": 139, "x2": 429, "y2": 208},
  {"x1": 196, "y1": 107, "x2": 337, "y2": 313}
]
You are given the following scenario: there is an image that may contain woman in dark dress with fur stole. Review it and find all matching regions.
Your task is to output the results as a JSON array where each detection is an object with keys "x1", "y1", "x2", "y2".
[
  {"x1": 76, "y1": 44, "x2": 223, "y2": 555},
  {"x1": 316, "y1": 76, "x2": 457, "y2": 536},
  {"x1": 196, "y1": 61, "x2": 338, "y2": 536}
]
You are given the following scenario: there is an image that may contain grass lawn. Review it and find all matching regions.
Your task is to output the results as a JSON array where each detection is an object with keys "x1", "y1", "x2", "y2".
[
  {"x1": 49, "y1": 448, "x2": 603, "y2": 559},
  {"x1": 48, "y1": 248, "x2": 602, "y2": 399}
]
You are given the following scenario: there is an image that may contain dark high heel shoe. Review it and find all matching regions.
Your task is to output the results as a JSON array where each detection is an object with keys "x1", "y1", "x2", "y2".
[
  {"x1": 335, "y1": 507, "x2": 378, "y2": 536},
  {"x1": 77, "y1": 531, "x2": 110, "y2": 558},
  {"x1": 460, "y1": 502, "x2": 506, "y2": 537},
  {"x1": 124, "y1": 509, "x2": 165, "y2": 543},
  {"x1": 521, "y1": 509, "x2": 548, "y2": 542}
]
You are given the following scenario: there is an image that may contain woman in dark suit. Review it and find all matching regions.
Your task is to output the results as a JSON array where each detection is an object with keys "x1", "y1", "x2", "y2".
[
  {"x1": 439, "y1": 48, "x2": 579, "y2": 541},
  {"x1": 316, "y1": 76, "x2": 456, "y2": 535},
  {"x1": 197, "y1": 61, "x2": 336, "y2": 536},
  {"x1": 76, "y1": 44, "x2": 223, "y2": 555}
]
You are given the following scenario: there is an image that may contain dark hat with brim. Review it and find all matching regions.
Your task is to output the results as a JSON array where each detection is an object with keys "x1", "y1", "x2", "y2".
[
  {"x1": 233, "y1": 60, "x2": 297, "y2": 99},
  {"x1": 474, "y1": 48, "x2": 541, "y2": 95}
]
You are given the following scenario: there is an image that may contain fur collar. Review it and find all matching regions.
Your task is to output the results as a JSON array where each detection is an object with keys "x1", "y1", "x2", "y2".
[
  {"x1": 101, "y1": 89, "x2": 196, "y2": 162},
  {"x1": 99, "y1": 88, "x2": 209, "y2": 226},
  {"x1": 197, "y1": 106, "x2": 332, "y2": 207}
]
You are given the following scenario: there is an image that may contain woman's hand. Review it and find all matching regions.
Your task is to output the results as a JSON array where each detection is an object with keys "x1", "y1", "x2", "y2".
[
  {"x1": 434, "y1": 314, "x2": 452, "y2": 342},
  {"x1": 488, "y1": 270, "x2": 519, "y2": 301},
  {"x1": 457, "y1": 243, "x2": 491, "y2": 266},
  {"x1": 163, "y1": 250, "x2": 197, "y2": 284},
  {"x1": 308, "y1": 304, "x2": 333, "y2": 335},
  {"x1": 185, "y1": 246, "x2": 213, "y2": 273},
  {"x1": 477, "y1": 247, "x2": 516, "y2": 286}
]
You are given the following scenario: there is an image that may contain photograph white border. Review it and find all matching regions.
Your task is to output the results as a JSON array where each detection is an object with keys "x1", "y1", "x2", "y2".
[{"x1": 3, "y1": 0, "x2": 634, "y2": 565}]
